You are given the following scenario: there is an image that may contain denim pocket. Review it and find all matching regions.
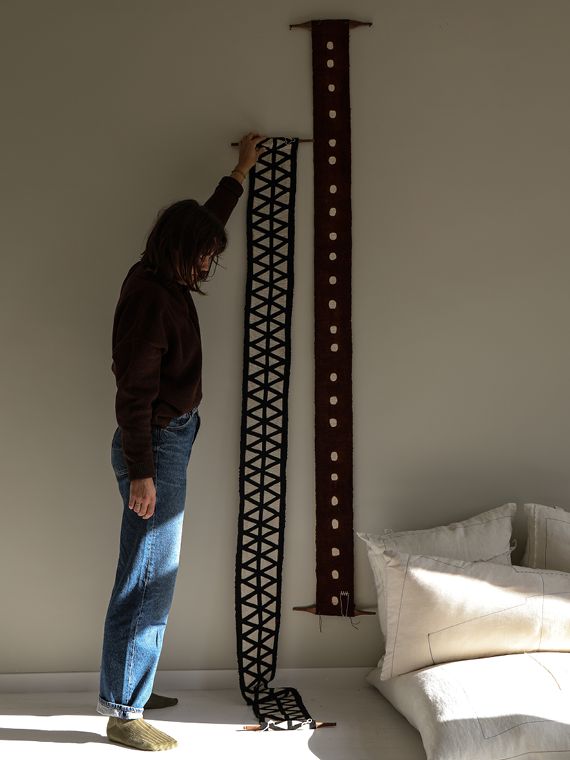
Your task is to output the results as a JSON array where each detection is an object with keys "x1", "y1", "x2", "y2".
[{"x1": 166, "y1": 408, "x2": 197, "y2": 430}]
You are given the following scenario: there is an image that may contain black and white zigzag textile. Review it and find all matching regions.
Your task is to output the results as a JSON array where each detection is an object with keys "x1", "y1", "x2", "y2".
[{"x1": 235, "y1": 137, "x2": 314, "y2": 730}]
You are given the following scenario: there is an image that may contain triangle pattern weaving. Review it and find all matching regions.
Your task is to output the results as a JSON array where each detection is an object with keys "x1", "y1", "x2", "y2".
[{"x1": 235, "y1": 137, "x2": 315, "y2": 730}]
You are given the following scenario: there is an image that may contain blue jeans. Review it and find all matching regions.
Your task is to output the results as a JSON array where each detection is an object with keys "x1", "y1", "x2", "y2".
[{"x1": 96, "y1": 406, "x2": 201, "y2": 720}]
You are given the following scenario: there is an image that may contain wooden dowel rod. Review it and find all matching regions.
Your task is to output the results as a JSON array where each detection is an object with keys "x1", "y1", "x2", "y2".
[
  {"x1": 293, "y1": 604, "x2": 376, "y2": 616},
  {"x1": 231, "y1": 138, "x2": 313, "y2": 146},
  {"x1": 289, "y1": 20, "x2": 372, "y2": 30},
  {"x1": 242, "y1": 721, "x2": 337, "y2": 731}
]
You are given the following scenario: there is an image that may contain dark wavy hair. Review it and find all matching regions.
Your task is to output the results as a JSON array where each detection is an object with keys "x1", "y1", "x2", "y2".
[{"x1": 139, "y1": 199, "x2": 228, "y2": 295}]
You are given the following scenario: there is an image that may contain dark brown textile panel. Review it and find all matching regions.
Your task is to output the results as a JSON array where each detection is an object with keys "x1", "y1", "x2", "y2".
[{"x1": 311, "y1": 20, "x2": 355, "y2": 617}]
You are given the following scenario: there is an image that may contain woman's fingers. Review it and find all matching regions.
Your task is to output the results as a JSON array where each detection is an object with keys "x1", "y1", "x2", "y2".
[
  {"x1": 236, "y1": 132, "x2": 267, "y2": 172},
  {"x1": 135, "y1": 501, "x2": 154, "y2": 519}
]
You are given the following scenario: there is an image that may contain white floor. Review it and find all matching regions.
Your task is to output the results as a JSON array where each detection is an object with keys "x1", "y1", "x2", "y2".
[{"x1": 0, "y1": 685, "x2": 426, "y2": 759}]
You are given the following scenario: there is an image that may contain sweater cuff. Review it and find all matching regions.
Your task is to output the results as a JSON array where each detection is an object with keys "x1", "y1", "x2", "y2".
[
  {"x1": 127, "y1": 459, "x2": 156, "y2": 481},
  {"x1": 221, "y1": 174, "x2": 245, "y2": 197}
]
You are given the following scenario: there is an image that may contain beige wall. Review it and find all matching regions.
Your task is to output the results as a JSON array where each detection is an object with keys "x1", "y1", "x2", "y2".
[{"x1": 1, "y1": 0, "x2": 569, "y2": 674}]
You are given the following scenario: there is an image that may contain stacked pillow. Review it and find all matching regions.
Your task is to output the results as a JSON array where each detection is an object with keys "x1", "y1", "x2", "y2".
[
  {"x1": 357, "y1": 503, "x2": 516, "y2": 654},
  {"x1": 376, "y1": 548, "x2": 570, "y2": 680},
  {"x1": 358, "y1": 502, "x2": 570, "y2": 679},
  {"x1": 359, "y1": 502, "x2": 570, "y2": 760}
]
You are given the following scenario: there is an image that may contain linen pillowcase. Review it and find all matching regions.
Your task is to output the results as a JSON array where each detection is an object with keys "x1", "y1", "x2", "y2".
[
  {"x1": 521, "y1": 502, "x2": 570, "y2": 571},
  {"x1": 367, "y1": 651, "x2": 570, "y2": 760},
  {"x1": 378, "y1": 548, "x2": 570, "y2": 681},
  {"x1": 356, "y1": 503, "x2": 516, "y2": 643}
]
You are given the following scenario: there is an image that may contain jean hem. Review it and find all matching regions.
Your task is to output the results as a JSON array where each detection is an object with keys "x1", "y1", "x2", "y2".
[{"x1": 97, "y1": 696, "x2": 144, "y2": 719}]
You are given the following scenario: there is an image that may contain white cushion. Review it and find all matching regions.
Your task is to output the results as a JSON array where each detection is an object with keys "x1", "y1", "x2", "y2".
[
  {"x1": 367, "y1": 652, "x2": 570, "y2": 760},
  {"x1": 356, "y1": 503, "x2": 516, "y2": 646},
  {"x1": 377, "y1": 549, "x2": 570, "y2": 680},
  {"x1": 522, "y1": 502, "x2": 570, "y2": 571}
]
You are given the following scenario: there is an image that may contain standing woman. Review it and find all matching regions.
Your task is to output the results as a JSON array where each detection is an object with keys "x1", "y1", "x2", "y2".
[{"x1": 97, "y1": 133, "x2": 266, "y2": 751}]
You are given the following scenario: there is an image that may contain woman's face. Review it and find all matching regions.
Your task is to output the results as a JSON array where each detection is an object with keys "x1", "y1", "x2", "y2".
[
  {"x1": 176, "y1": 248, "x2": 215, "y2": 286},
  {"x1": 197, "y1": 252, "x2": 213, "y2": 277}
]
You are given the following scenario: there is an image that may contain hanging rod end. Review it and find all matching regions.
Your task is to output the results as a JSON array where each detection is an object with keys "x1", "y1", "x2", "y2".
[
  {"x1": 292, "y1": 604, "x2": 318, "y2": 614},
  {"x1": 349, "y1": 20, "x2": 373, "y2": 29}
]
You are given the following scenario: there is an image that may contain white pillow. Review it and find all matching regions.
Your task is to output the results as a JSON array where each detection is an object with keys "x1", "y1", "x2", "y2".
[
  {"x1": 356, "y1": 503, "x2": 516, "y2": 644},
  {"x1": 367, "y1": 652, "x2": 570, "y2": 760},
  {"x1": 378, "y1": 548, "x2": 570, "y2": 680},
  {"x1": 521, "y1": 502, "x2": 570, "y2": 571}
]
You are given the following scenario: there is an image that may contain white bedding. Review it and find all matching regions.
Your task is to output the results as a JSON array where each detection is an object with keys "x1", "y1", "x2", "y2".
[{"x1": 367, "y1": 652, "x2": 570, "y2": 760}]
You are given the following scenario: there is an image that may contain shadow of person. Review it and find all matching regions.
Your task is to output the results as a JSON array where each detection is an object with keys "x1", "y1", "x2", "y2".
[{"x1": 0, "y1": 727, "x2": 108, "y2": 744}]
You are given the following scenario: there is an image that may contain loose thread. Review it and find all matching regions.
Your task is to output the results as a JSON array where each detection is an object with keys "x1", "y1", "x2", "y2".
[{"x1": 340, "y1": 590, "x2": 361, "y2": 629}]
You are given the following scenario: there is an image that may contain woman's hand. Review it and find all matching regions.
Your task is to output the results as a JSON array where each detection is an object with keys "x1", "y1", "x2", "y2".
[
  {"x1": 129, "y1": 477, "x2": 156, "y2": 520},
  {"x1": 232, "y1": 132, "x2": 267, "y2": 181}
]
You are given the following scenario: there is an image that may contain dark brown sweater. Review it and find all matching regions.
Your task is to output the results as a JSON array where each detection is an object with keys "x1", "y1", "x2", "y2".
[{"x1": 112, "y1": 175, "x2": 244, "y2": 480}]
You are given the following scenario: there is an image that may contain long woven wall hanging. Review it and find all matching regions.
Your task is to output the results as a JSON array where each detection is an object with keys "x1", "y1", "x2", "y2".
[
  {"x1": 235, "y1": 137, "x2": 327, "y2": 730},
  {"x1": 291, "y1": 19, "x2": 373, "y2": 619}
]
